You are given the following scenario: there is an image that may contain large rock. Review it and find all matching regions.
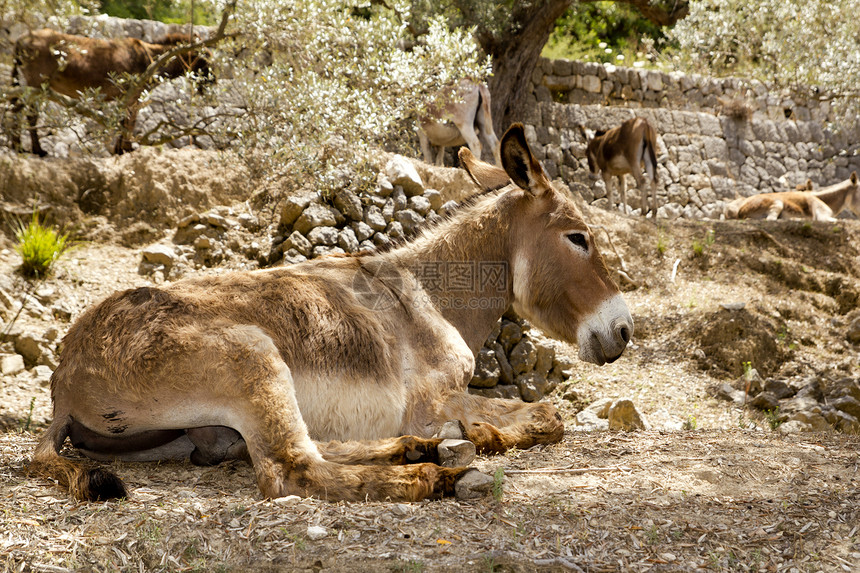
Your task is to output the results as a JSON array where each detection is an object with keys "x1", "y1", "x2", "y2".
[
  {"x1": 364, "y1": 206, "x2": 387, "y2": 232},
  {"x1": 283, "y1": 231, "x2": 312, "y2": 257},
  {"x1": 394, "y1": 209, "x2": 424, "y2": 236},
  {"x1": 13, "y1": 331, "x2": 43, "y2": 365},
  {"x1": 509, "y1": 339, "x2": 537, "y2": 375},
  {"x1": 831, "y1": 396, "x2": 860, "y2": 419},
  {"x1": 332, "y1": 188, "x2": 364, "y2": 222},
  {"x1": 280, "y1": 192, "x2": 315, "y2": 227},
  {"x1": 292, "y1": 203, "x2": 340, "y2": 235},
  {"x1": 515, "y1": 372, "x2": 553, "y2": 402},
  {"x1": 307, "y1": 226, "x2": 339, "y2": 247},
  {"x1": 0, "y1": 354, "x2": 25, "y2": 376},
  {"x1": 848, "y1": 316, "x2": 860, "y2": 344},
  {"x1": 141, "y1": 244, "x2": 177, "y2": 266},
  {"x1": 470, "y1": 348, "x2": 500, "y2": 388},
  {"x1": 384, "y1": 155, "x2": 424, "y2": 197}
]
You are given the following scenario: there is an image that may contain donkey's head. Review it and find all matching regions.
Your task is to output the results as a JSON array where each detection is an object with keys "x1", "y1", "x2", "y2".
[
  {"x1": 462, "y1": 124, "x2": 633, "y2": 365},
  {"x1": 579, "y1": 125, "x2": 603, "y2": 177},
  {"x1": 156, "y1": 34, "x2": 215, "y2": 94}
]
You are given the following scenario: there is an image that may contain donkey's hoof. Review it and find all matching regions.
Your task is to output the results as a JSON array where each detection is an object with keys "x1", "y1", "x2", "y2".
[
  {"x1": 438, "y1": 438, "x2": 475, "y2": 467},
  {"x1": 454, "y1": 469, "x2": 493, "y2": 500},
  {"x1": 434, "y1": 420, "x2": 466, "y2": 440}
]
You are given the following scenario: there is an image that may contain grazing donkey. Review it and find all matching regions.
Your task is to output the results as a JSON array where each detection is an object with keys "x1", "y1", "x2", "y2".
[
  {"x1": 419, "y1": 79, "x2": 502, "y2": 167},
  {"x1": 725, "y1": 172, "x2": 859, "y2": 221},
  {"x1": 30, "y1": 124, "x2": 633, "y2": 503},
  {"x1": 9, "y1": 29, "x2": 212, "y2": 156},
  {"x1": 582, "y1": 117, "x2": 659, "y2": 216}
]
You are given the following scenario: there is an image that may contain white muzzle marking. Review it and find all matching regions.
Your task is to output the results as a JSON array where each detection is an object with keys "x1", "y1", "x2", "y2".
[{"x1": 576, "y1": 294, "x2": 634, "y2": 365}]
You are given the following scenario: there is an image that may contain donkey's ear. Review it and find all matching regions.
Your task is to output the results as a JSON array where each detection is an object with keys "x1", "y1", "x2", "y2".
[
  {"x1": 459, "y1": 147, "x2": 510, "y2": 192},
  {"x1": 500, "y1": 123, "x2": 552, "y2": 196},
  {"x1": 852, "y1": 171, "x2": 858, "y2": 184},
  {"x1": 578, "y1": 125, "x2": 594, "y2": 142}
]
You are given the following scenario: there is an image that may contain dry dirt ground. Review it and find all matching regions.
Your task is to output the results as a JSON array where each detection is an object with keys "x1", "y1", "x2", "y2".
[{"x1": 1, "y1": 164, "x2": 860, "y2": 572}]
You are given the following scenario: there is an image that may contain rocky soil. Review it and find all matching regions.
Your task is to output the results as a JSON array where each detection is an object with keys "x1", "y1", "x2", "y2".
[{"x1": 1, "y1": 150, "x2": 859, "y2": 572}]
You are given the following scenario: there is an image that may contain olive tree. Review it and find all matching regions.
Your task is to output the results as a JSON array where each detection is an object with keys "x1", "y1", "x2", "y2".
[
  {"x1": 671, "y1": 0, "x2": 860, "y2": 124},
  {"x1": 211, "y1": 0, "x2": 490, "y2": 195}
]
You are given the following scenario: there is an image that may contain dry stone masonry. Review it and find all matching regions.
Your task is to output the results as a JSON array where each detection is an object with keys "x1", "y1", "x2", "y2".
[{"x1": 524, "y1": 58, "x2": 860, "y2": 220}]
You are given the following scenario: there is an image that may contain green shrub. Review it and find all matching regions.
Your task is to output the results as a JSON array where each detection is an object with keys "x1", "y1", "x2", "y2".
[{"x1": 14, "y1": 214, "x2": 70, "y2": 278}]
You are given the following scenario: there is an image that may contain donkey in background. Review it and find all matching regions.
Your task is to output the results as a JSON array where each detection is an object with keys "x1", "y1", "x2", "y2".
[
  {"x1": 9, "y1": 28, "x2": 213, "y2": 156},
  {"x1": 418, "y1": 78, "x2": 502, "y2": 167},
  {"x1": 725, "y1": 172, "x2": 859, "y2": 221},
  {"x1": 30, "y1": 124, "x2": 633, "y2": 503},
  {"x1": 582, "y1": 117, "x2": 660, "y2": 217}
]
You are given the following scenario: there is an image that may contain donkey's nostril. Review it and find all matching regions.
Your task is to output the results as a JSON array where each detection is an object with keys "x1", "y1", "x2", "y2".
[{"x1": 618, "y1": 325, "x2": 631, "y2": 344}]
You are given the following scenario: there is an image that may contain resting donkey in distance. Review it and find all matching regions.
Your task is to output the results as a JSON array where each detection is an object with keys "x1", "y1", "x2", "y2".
[
  {"x1": 418, "y1": 78, "x2": 502, "y2": 167},
  {"x1": 725, "y1": 172, "x2": 859, "y2": 221},
  {"x1": 582, "y1": 117, "x2": 659, "y2": 217},
  {"x1": 30, "y1": 124, "x2": 633, "y2": 503},
  {"x1": 9, "y1": 28, "x2": 213, "y2": 156}
]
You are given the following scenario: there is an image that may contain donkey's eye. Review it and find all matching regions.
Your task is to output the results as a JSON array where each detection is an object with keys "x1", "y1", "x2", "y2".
[{"x1": 567, "y1": 232, "x2": 588, "y2": 251}]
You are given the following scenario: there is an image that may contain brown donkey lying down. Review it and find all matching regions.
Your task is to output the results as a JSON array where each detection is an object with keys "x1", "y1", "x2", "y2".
[
  {"x1": 30, "y1": 124, "x2": 633, "y2": 503},
  {"x1": 726, "y1": 172, "x2": 860, "y2": 221}
]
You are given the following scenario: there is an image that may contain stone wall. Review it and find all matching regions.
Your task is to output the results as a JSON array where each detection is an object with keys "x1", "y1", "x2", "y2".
[{"x1": 523, "y1": 58, "x2": 860, "y2": 219}]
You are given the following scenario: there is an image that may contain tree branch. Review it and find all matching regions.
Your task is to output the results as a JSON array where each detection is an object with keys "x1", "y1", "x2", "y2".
[{"x1": 588, "y1": 0, "x2": 690, "y2": 27}]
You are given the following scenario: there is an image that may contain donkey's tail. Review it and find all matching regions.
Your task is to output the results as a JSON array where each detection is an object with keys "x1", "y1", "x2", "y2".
[
  {"x1": 643, "y1": 123, "x2": 659, "y2": 184},
  {"x1": 29, "y1": 414, "x2": 128, "y2": 501}
]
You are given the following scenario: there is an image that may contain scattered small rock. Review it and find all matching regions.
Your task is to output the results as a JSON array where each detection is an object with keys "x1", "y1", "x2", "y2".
[
  {"x1": 0, "y1": 354, "x2": 25, "y2": 376},
  {"x1": 454, "y1": 469, "x2": 493, "y2": 500},
  {"x1": 306, "y1": 525, "x2": 328, "y2": 540},
  {"x1": 607, "y1": 398, "x2": 648, "y2": 431}
]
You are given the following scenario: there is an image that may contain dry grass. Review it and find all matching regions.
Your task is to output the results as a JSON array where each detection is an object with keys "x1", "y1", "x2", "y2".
[{"x1": 2, "y1": 185, "x2": 860, "y2": 571}]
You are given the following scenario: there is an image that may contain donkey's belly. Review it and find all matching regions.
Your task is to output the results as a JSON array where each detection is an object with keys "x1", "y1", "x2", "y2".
[{"x1": 292, "y1": 373, "x2": 406, "y2": 442}]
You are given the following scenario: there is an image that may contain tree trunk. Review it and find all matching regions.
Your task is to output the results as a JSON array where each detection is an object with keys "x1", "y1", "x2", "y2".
[
  {"x1": 467, "y1": 0, "x2": 690, "y2": 133},
  {"x1": 479, "y1": 0, "x2": 573, "y2": 133}
]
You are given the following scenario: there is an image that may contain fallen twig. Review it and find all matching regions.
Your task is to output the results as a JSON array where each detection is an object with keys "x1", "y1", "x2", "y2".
[{"x1": 503, "y1": 465, "x2": 631, "y2": 475}]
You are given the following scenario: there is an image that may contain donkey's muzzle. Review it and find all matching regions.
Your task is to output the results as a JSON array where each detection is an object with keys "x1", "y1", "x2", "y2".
[{"x1": 577, "y1": 295, "x2": 634, "y2": 366}]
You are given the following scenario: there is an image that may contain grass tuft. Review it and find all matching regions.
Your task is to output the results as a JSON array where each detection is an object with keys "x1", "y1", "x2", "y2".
[{"x1": 14, "y1": 213, "x2": 70, "y2": 278}]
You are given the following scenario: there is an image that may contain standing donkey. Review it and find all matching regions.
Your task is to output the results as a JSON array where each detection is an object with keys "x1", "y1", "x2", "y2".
[
  {"x1": 418, "y1": 78, "x2": 502, "y2": 167},
  {"x1": 582, "y1": 117, "x2": 659, "y2": 216},
  {"x1": 9, "y1": 28, "x2": 212, "y2": 156},
  {"x1": 30, "y1": 124, "x2": 633, "y2": 503}
]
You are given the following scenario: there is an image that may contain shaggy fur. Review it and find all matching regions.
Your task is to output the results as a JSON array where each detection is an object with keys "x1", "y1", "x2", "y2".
[{"x1": 29, "y1": 124, "x2": 633, "y2": 503}]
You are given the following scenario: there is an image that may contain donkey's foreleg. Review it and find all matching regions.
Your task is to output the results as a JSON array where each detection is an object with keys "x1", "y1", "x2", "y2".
[
  {"x1": 26, "y1": 104, "x2": 46, "y2": 157},
  {"x1": 438, "y1": 392, "x2": 564, "y2": 455},
  {"x1": 418, "y1": 130, "x2": 435, "y2": 165},
  {"x1": 766, "y1": 200, "x2": 785, "y2": 221},
  {"x1": 213, "y1": 325, "x2": 477, "y2": 501},
  {"x1": 618, "y1": 175, "x2": 629, "y2": 215},
  {"x1": 317, "y1": 435, "x2": 442, "y2": 466}
]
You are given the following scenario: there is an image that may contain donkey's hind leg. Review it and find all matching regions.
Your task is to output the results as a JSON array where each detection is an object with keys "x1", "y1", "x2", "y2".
[{"x1": 437, "y1": 392, "x2": 564, "y2": 454}]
